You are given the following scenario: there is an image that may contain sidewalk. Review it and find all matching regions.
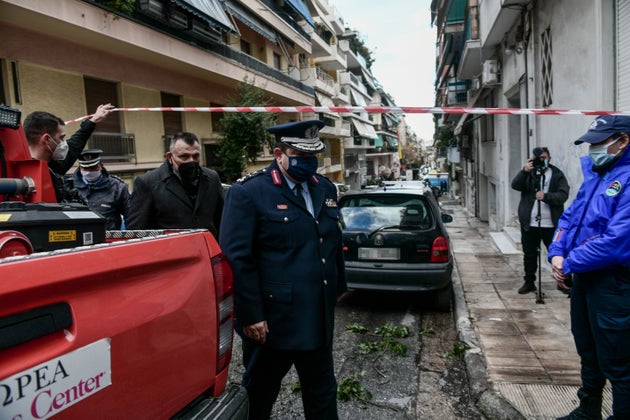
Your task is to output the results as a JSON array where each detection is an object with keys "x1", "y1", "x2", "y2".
[{"x1": 442, "y1": 202, "x2": 613, "y2": 419}]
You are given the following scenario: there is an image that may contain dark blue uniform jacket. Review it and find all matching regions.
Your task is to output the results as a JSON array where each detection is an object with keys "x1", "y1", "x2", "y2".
[{"x1": 219, "y1": 161, "x2": 347, "y2": 351}]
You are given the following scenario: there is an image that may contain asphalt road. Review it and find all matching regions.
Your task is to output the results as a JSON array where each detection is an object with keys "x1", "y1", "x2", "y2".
[{"x1": 228, "y1": 290, "x2": 484, "y2": 419}]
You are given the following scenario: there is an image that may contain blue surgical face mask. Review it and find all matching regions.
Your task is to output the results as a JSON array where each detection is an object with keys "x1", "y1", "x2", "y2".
[
  {"x1": 589, "y1": 137, "x2": 621, "y2": 166},
  {"x1": 81, "y1": 169, "x2": 102, "y2": 183},
  {"x1": 284, "y1": 153, "x2": 318, "y2": 182}
]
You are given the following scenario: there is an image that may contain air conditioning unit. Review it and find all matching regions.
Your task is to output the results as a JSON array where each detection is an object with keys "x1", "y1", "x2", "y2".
[
  {"x1": 472, "y1": 77, "x2": 481, "y2": 90},
  {"x1": 482, "y1": 59, "x2": 499, "y2": 85}
]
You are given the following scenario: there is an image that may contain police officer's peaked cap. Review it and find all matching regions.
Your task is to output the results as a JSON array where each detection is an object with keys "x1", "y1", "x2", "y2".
[
  {"x1": 78, "y1": 149, "x2": 103, "y2": 168},
  {"x1": 268, "y1": 120, "x2": 326, "y2": 153}
]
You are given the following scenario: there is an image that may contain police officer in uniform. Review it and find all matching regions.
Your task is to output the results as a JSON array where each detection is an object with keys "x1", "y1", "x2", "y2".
[
  {"x1": 72, "y1": 149, "x2": 130, "y2": 230},
  {"x1": 219, "y1": 120, "x2": 347, "y2": 419},
  {"x1": 550, "y1": 115, "x2": 630, "y2": 419}
]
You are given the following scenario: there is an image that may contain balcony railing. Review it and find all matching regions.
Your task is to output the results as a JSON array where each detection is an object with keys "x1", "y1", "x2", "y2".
[
  {"x1": 86, "y1": 132, "x2": 137, "y2": 164},
  {"x1": 98, "y1": 0, "x2": 313, "y2": 96}
]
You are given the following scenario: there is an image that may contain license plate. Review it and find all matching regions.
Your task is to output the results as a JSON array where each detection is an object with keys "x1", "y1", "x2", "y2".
[
  {"x1": 358, "y1": 247, "x2": 400, "y2": 260},
  {"x1": 1, "y1": 338, "x2": 112, "y2": 419}
]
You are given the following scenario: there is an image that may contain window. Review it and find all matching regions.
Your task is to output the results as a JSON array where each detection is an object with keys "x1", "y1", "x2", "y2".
[
  {"x1": 84, "y1": 77, "x2": 121, "y2": 133},
  {"x1": 541, "y1": 27, "x2": 553, "y2": 107},
  {"x1": 161, "y1": 92, "x2": 183, "y2": 136},
  {"x1": 240, "y1": 39, "x2": 251, "y2": 55},
  {"x1": 273, "y1": 52, "x2": 282, "y2": 70},
  {"x1": 479, "y1": 93, "x2": 495, "y2": 142},
  {"x1": 210, "y1": 102, "x2": 224, "y2": 133}
]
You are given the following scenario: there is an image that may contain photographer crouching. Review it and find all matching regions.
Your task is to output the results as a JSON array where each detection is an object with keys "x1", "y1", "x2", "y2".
[{"x1": 511, "y1": 147, "x2": 570, "y2": 294}]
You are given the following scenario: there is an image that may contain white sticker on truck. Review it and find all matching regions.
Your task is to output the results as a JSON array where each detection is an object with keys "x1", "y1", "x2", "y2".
[{"x1": 1, "y1": 338, "x2": 112, "y2": 419}]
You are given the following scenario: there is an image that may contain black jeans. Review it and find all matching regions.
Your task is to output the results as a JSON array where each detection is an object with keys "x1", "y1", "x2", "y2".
[{"x1": 521, "y1": 226, "x2": 555, "y2": 281}]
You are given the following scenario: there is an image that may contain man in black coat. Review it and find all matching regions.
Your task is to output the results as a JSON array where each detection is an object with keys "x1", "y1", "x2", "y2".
[
  {"x1": 511, "y1": 147, "x2": 569, "y2": 294},
  {"x1": 219, "y1": 120, "x2": 347, "y2": 419},
  {"x1": 126, "y1": 132, "x2": 223, "y2": 238}
]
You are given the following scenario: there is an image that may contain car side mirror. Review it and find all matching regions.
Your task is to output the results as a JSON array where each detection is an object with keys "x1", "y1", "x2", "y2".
[{"x1": 441, "y1": 214, "x2": 453, "y2": 223}]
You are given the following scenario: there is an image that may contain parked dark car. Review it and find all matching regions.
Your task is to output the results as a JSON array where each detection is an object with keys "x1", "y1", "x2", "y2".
[{"x1": 338, "y1": 182, "x2": 454, "y2": 311}]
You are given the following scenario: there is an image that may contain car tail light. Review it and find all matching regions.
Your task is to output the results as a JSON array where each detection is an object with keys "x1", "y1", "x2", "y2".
[
  {"x1": 430, "y1": 236, "x2": 449, "y2": 263},
  {"x1": 211, "y1": 253, "x2": 234, "y2": 373},
  {"x1": 0, "y1": 231, "x2": 33, "y2": 258}
]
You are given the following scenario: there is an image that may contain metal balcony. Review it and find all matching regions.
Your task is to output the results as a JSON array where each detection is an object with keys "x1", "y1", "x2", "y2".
[{"x1": 87, "y1": 132, "x2": 137, "y2": 164}]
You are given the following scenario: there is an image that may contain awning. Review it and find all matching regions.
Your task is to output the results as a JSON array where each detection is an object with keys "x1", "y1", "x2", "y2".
[
  {"x1": 225, "y1": 1, "x2": 276, "y2": 43},
  {"x1": 378, "y1": 132, "x2": 399, "y2": 147},
  {"x1": 351, "y1": 118, "x2": 378, "y2": 140},
  {"x1": 315, "y1": 92, "x2": 337, "y2": 117},
  {"x1": 349, "y1": 88, "x2": 368, "y2": 107},
  {"x1": 315, "y1": 92, "x2": 335, "y2": 108},
  {"x1": 174, "y1": 0, "x2": 237, "y2": 32},
  {"x1": 361, "y1": 68, "x2": 376, "y2": 90},
  {"x1": 285, "y1": 0, "x2": 315, "y2": 27}
]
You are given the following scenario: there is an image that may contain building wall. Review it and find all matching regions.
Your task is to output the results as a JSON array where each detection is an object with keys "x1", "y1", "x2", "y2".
[{"x1": 479, "y1": 0, "x2": 615, "y2": 230}]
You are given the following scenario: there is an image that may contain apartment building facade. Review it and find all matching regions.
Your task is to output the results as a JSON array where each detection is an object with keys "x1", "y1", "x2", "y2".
[
  {"x1": 434, "y1": 0, "x2": 625, "y2": 231},
  {"x1": 0, "y1": 0, "x2": 401, "y2": 189}
]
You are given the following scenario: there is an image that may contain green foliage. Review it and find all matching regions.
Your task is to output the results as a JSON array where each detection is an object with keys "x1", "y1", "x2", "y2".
[
  {"x1": 354, "y1": 323, "x2": 411, "y2": 356},
  {"x1": 100, "y1": 0, "x2": 135, "y2": 14},
  {"x1": 419, "y1": 326, "x2": 436, "y2": 336},
  {"x1": 348, "y1": 36, "x2": 375, "y2": 70},
  {"x1": 217, "y1": 79, "x2": 277, "y2": 182},
  {"x1": 337, "y1": 372, "x2": 372, "y2": 408},
  {"x1": 434, "y1": 125, "x2": 455, "y2": 150},
  {"x1": 374, "y1": 323, "x2": 410, "y2": 339},
  {"x1": 443, "y1": 340, "x2": 471, "y2": 359},
  {"x1": 346, "y1": 323, "x2": 369, "y2": 334}
]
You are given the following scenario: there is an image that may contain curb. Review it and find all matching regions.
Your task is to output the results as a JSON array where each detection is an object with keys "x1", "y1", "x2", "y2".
[{"x1": 452, "y1": 255, "x2": 527, "y2": 420}]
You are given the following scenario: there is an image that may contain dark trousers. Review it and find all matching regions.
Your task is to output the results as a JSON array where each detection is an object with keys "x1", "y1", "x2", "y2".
[
  {"x1": 571, "y1": 271, "x2": 630, "y2": 416},
  {"x1": 521, "y1": 226, "x2": 555, "y2": 281},
  {"x1": 242, "y1": 339, "x2": 338, "y2": 420}
]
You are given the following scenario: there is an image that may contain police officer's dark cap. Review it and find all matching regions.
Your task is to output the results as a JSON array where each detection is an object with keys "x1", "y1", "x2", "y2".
[
  {"x1": 268, "y1": 120, "x2": 326, "y2": 153},
  {"x1": 575, "y1": 115, "x2": 630, "y2": 145},
  {"x1": 78, "y1": 149, "x2": 103, "y2": 168}
]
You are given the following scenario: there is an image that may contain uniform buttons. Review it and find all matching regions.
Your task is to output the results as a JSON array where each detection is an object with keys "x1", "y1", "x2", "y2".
[
  {"x1": 268, "y1": 294, "x2": 273, "y2": 299},
  {"x1": 315, "y1": 220, "x2": 319, "y2": 225},
  {"x1": 324, "y1": 280, "x2": 328, "y2": 286},
  {"x1": 320, "y1": 237, "x2": 323, "y2": 244},
  {"x1": 283, "y1": 217, "x2": 289, "y2": 222},
  {"x1": 322, "y1": 258, "x2": 326, "y2": 264}
]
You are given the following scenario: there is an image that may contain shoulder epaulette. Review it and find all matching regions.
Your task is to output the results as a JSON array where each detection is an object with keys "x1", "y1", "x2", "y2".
[
  {"x1": 237, "y1": 168, "x2": 267, "y2": 183},
  {"x1": 110, "y1": 174, "x2": 126, "y2": 183}
]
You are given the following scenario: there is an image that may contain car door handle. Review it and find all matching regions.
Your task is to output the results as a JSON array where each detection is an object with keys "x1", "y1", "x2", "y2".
[{"x1": 0, "y1": 302, "x2": 72, "y2": 350}]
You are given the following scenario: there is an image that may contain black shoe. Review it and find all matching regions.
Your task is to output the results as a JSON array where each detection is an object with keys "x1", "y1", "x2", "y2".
[
  {"x1": 518, "y1": 282, "x2": 537, "y2": 294},
  {"x1": 557, "y1": 285, "x2": 570, "y2": 295}
]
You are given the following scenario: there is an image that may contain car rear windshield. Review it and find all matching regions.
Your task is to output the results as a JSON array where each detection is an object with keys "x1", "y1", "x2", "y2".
[{"x1": 339, "y1": 194, "x2": 433, "y2": 231}]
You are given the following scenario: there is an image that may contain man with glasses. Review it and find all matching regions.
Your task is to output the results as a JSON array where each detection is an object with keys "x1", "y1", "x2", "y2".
[
  {"x1": 550, "y1": 115, "x2": 630, "y2": 420},
  {"x1": 24, "y1": 103, "x2": 115, "y2": 202}
]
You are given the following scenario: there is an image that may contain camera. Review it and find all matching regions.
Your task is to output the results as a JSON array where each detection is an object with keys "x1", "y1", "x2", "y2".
[{"x1": 531, "y1": 147, "x2": 547, "y2": 171}]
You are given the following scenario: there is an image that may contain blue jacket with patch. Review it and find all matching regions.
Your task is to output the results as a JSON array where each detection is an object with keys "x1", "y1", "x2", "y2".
[{"x1": 548, "y1": 150, "x2": 630, "y2": 274}]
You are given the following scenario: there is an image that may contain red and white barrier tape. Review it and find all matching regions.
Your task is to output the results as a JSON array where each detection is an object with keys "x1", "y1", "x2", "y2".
[{"x1": 65, "y1": 106, "x2": 629, "y2": 125}]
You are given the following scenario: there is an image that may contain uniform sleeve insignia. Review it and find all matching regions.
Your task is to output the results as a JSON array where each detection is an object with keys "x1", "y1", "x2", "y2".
[
  {"x1": 325, "y1": 198, "x2": 337, "y2": 208},
  {"x1": 606, "y1": 180, "x2": 622, "y2": 196},
  {"x1": 277, "y1": 204, "x2": 288, "y2": 210}
]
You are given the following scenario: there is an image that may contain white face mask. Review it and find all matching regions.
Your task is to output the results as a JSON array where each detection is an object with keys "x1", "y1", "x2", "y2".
[
  {"x1": 81, "y1": 169, "x2": 102, "y2": 183},
  {"x1": 48, "y1": 135, "x2": 69, "y2": 161}
]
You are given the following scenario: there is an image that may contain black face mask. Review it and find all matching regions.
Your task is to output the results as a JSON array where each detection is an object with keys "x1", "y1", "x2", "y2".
[{"x1": 177, "y1": 161, "x2": 200, "y2": 185}]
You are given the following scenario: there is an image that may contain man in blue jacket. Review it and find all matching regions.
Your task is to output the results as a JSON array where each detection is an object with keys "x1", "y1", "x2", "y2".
[
  {"x1": 549, "y1": 115, "x2": 630, "y2": 420},
  {"x1": 219, "y1": 120, "x2": 347, "y2": 419},
  {"x1": 72, "y1": 149, "x2": 130, "y2": 230}
]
